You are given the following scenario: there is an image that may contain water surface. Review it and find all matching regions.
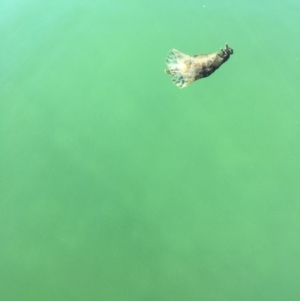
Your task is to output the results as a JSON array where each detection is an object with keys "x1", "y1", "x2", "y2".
[{"x1": 1, "y1": 1, "x2": 300, "y2": 300}]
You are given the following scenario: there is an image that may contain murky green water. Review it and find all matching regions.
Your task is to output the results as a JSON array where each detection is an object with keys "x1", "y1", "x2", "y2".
[{"x1": 1, "y1": 1, "x2": 300, "y2": 300}]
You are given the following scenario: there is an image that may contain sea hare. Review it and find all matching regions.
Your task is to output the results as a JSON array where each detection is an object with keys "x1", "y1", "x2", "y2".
[{"x1": 165, "y1": 44, "x2": 234, "y2": 88}]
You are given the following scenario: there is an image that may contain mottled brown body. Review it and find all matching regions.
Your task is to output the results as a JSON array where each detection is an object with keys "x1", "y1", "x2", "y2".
[{"x1": 165, "y1": 44, "x2": 233, "y2": 88}]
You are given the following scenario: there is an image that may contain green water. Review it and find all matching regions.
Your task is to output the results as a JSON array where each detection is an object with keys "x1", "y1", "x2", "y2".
[{"x1": 1, "y1": 1, "x2": 300, "y2": 300}]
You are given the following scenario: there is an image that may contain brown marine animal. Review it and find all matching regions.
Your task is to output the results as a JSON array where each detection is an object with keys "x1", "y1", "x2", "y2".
[{"x1": 165, "y1": 44, "x2": 234, "y2": 88}]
